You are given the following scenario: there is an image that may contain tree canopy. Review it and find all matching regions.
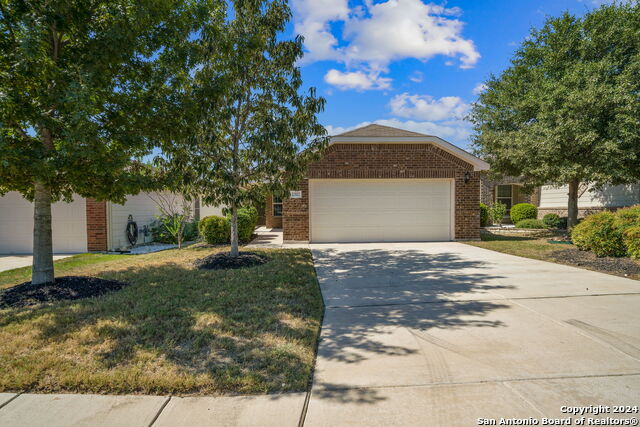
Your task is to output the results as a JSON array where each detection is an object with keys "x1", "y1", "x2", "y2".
[
  {"x1": 0, "y1": 0, "x2": 217, "y2": 283},
  {"x1": 469, "y1": 3, "x2": 640, "y2": 226},
  {"x1": 156, "y1": 0, "x2": 328, "y2": 256}
]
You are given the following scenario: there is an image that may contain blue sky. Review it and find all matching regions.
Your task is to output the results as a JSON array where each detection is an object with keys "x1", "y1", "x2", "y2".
[{"x1": 288, "y1": 0, "x2": 611, "y2": 149}]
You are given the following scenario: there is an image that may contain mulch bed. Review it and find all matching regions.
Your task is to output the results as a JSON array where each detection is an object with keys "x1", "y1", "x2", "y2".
[
  {"x1": 194, "y1": 251, "x2": 268, "y2": 270},
  {"x1": 0, "y1": 276, "x2": 130, "y2": 309},
  {"x1": 551, "y1": 248, "x2": 640, "y2": 278}
]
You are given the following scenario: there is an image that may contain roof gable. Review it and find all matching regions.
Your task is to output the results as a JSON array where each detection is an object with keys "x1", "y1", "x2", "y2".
[
  {"x1": 335, "y1": 124, "x2": 431, "y2": 138},
  {"x1": 330, "y1": 124, "x2": 489, "y2": 171}
]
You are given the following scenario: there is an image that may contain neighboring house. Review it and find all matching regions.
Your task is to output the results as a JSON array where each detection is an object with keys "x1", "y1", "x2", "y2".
[
  {"x1": 0, "y1": 191, "x2": 201, "y2": 254},
  {"x1": 480, "y1": 175, "x2": 640, "y2": 220},
  {"x1": 266, "y1": 124, "x2": 489, "y2": 242}
]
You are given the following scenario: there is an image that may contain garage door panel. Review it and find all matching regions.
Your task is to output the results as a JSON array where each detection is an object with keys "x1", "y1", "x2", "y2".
[
  {"x1": 310, "y1": 179, "x2": 452, "y2": 243},
  {"x1": 0, "y1": 192, "x2": 87, "y2": 254}
]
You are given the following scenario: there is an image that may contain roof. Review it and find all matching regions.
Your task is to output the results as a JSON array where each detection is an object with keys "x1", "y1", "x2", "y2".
[
  {"x1": 335, "y1": 124, "x2": 432, "y2": 138},
  {"x1": 330, "y1": 124, "x2": 490, "y2": 171}
]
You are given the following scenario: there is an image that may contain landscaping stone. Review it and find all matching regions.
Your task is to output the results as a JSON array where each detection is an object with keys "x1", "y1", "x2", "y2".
[
  {"x1": 193, "y1": 251, "x2": 268, "y2": 270},
  {"x1": 0, "y1": 276, "x2": 129, "y2": 308}
]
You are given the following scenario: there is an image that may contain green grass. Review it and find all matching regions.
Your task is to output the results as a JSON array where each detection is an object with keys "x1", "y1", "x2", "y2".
[
  {"x1": 465, "y1": 233, "x2": 640, "y2": 280},
  {"x1": 0, "y1": 253, "x2": 128, "y2": 290},
  {"x1": 0, "y1": 246, "x2": 323, "y2": 396},
  {"x1": 465, "y1": 234, "x2": 560, "y2": 262}
]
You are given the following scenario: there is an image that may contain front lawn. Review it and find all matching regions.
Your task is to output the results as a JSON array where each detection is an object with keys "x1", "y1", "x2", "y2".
[
  {"x1": 465, "y1": 234, "x2": 640, "y2": 280},
  {"x1": 0, "y1": 246, "x2": 323, "y2": 395}
]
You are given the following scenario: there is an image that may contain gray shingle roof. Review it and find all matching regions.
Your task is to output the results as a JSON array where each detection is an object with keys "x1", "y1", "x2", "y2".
[{"x1": 334, "y1": 124, "x2": 433, "y2": 138}]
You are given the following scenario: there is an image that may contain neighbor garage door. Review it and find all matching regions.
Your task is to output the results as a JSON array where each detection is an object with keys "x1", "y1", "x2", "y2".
[
  {"x1": 309, "y1": 179, "x2": 453, "y2": 243},
  {"x1": 0, "y1": 192, "x2": 88, "y2": 254}
]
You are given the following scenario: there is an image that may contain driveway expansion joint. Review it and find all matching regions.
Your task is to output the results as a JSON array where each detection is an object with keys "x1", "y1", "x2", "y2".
[
  {"x1": 147, "y1": 396, "x2": 171, "y2": 427},
  {"x1": 0, "y1": 393, "x2": 20, "y2": 411},
  {"x1": 324, "y1": 291, "x2": 640, "y2": 310}
]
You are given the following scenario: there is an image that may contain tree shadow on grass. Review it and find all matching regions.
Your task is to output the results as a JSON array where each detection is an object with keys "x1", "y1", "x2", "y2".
[{"x1": 0, "y1": 249, "x2": 323, "y2": 395}]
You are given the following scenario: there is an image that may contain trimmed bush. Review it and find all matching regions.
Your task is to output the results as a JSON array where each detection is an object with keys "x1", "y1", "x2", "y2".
[
  {"x1": 613, "y1": 205, "x2": 640, "y2": 232},
  {"x1": 480, "y1": 203, "x2": 489, "y2": 227},
  {"x1": 510, "y1": 203, "x2": 537, "y2": 224},
  {"x1": 571, "y1": 211, "x2": 626, "y2": 257},
  {"x1": 515, "y1": 219, "x2": 547, "y2": 229},
  {"x1": 542, "y1": 213, "x2": 561, "y2": 228},
  {"x1": 199, "y1": 215, "x2": 230, "y2": 244},
  {"x1": 623, "y1": 226, "x2": 640, "y2": 259},
  {"x1": 558, "y1": 216, "x2": 569, "y2": 229},
  {"x1": 230, "y1": 206, "x2": 259, "y2": 242}
]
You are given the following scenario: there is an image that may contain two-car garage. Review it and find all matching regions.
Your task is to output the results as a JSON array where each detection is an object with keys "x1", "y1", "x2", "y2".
[
  {"x1": 280, "y1": 124, "x2": 489, "y2": 242},
  {"x1": 309, "y1": 179, "x2": 454, "y2": 243}
]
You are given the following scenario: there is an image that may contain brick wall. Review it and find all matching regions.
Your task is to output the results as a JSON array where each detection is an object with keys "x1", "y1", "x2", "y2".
[
  {"x1": 265, "y1": 195, "x2": 283, "y2": 229},
  {"x1": 86, "y1": 199, "x2": 108, "y2": 251},
  {"x1": 283, "y1": 143, "x2": 481, "y2": 241},
  {"x1": 283, "y1": 180, "x2": 309, "y2": 241}
]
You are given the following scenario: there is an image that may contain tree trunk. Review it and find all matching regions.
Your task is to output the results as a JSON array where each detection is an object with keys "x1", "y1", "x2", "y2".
[
  {"x1": 32, "y1": 181, "x2": 55, "y2": 284},
  {"x1": 230, "y1": 202, "x2": 239, "y2": 257},
  {"x1": 567, "y1": 179, "x2": 580, "y2": 229}
]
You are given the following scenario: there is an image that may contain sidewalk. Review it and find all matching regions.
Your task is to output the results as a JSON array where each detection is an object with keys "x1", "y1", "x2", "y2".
[
  {"x1": 246, "y1": 227, "x2": 309, "y2": 249},
  {"x1": 0, "y1": 392, "x2": 306, "y2": 427}
]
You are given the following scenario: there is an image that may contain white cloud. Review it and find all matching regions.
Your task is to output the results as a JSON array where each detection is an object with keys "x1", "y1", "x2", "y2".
[
  {"x1": 292, "y1": 0, "x2": 350, "y2": 64},
  {"x1": 389, "y1": 93, "x2": 469, "y2": 121},
  {"x1": 293, "y1": 0, "x2": 480, "y2": 89},
  {"x1": 472, "y1": 83, "x2": 487, "y2": 95},
  {"x1": 324, "y1": 69, "x2": 392, "y2": 91},
  {"x1": 326, "y1": 118, "x2": 473, "y2": 146},
  {"x1": 409, "y1": 71, "x2": 424, "y2": 83}
]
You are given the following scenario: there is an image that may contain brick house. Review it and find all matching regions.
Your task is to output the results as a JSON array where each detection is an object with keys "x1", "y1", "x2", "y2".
[
  {"x1": 265, "y1": 124, "x2": 489, "y2": 242},
  {"x1": 480, "y1": 175, "x2": 640, "y2": 220}
]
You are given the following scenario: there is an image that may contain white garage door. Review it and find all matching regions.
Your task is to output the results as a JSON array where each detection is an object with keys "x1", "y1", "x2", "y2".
[
  {"x1": 0, "y1": 192, "x2": 88, "y2": 254},
  {"x1": 310, "y1": 179, "x2": 453, "y2": 243}
]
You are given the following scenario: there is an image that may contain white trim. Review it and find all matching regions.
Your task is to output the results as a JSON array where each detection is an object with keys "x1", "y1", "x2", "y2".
[
  {"x1": 450, "y1": 178, "x2": 455, "y2": 240},
  {"x1": 329, "y1": 135, "x2": 490, "y2": 172}
]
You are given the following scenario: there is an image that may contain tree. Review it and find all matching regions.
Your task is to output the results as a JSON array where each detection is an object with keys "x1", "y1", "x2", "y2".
[
  {"x1": 469, "y1": 3, "x2": 640, "y2": 228},
  {"x1": 148, "y1": 192, "x2": 194, "y2": 249},
  {"x1": 157, "y1": 0, "x2": 328, "y2": 257},
  {"x1": 0, "y1": 0, "x2": 214, "y2": 283}
]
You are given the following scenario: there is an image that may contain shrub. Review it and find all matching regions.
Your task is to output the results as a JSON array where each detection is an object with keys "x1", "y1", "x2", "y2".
[
  {"x1": 488, "y1": 202, "x2": 507, "y2": 226},
  {"x1": 199, "y1": 215, "x2": 230, "y2": 244},
  {"x1": 150, "y1": 215, "x2": 198, "y2": 246},
  {"x1": 623, "y1": 226, "x2": 640, "y2": 259},
  {"x1": 480, "y1": 203, "x2": 489, "y2": 227},
  {"x1": 183, "y1": 220, "x2": 199, "y2": 242},
  {"x1": 542, "y1": 213, "x2": 561, "y2": 228},
  {"x1": 571, "y1": 212, "x2": 626, "y2": 257},
  {"x1": 515, "y1": 219, "x2": 547, "y2": 229},
  {"x1": 229, "y1": 206, "x2": 259, "y2": 242},
  {"x1": 510, "y1": 203, "x2": 537, "y2": 224},
  {"x1": 613, "y1": 205, "x2": 640, "y2": 232},
  {"x1": 558, "y1": 216, "x2": 569, "y2": 229}
]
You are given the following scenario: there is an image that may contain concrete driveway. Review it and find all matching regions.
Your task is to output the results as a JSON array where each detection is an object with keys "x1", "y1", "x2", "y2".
[
  {"x1": 304, "y1": 242, "x2": 640, "y2": 426},
  {"x1": 0, "y1": 255, "x2": 72, "y2": 273}
]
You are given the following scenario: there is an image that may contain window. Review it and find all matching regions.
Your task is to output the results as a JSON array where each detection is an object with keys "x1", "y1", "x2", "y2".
[
  {"x1": 496, "y1": 185, "x2": 513, "y2": 211},
  {"x1": 272, "y1": 196, "x2": 283, "y2": 217}
]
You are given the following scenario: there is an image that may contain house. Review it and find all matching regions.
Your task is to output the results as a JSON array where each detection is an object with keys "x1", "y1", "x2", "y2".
[
  {"x1": 0, "y1": 191, "x2": 217, "y2": 254},
  {"x1": 266, "y1": 124, "x2": 489, "y2": 242},
  {"x1": 480, "y1": 176, "x2": 640, "y2": 220}
]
